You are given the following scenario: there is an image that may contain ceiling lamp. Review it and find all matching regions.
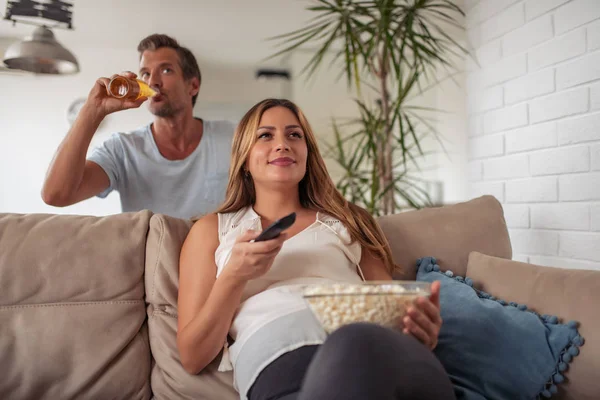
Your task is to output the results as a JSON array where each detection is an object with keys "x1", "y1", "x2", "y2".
[
  {"x1": 2, "y1": 0, "x2": 79, "y2": 75},
  {"x1": 4, "y1": 25, "x2": 78, "y2": 74}
]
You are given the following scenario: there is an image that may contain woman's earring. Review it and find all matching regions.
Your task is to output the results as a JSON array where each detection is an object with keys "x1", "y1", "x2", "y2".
[{"x1": 244, "y1": 170, "x2": 250, "y2": 178}]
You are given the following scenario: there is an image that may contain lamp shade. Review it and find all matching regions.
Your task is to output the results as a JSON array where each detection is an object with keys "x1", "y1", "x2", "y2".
[{"x1": 3, "y1": 26, "x2": 79, "y2": 74}]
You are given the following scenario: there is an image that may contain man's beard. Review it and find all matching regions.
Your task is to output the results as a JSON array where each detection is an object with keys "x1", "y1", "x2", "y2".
[{"x1": 151, "y1": 101, "x2": 182, "y2": 118}]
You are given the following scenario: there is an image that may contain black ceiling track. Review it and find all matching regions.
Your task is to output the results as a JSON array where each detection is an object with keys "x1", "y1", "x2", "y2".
[{"x1": 4, "y1": 0, "x2": 74, "y2": 29}]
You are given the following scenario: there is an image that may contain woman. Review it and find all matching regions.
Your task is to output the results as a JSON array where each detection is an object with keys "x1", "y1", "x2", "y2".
[{"x1": 177, "y1": 99, "x2": 455, "y2": 400}]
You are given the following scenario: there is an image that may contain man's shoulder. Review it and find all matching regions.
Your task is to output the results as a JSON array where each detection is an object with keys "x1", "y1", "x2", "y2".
[
  {"x1": 121, "y1": 123, "x2": 152, "y2": 139},
  {"x1": 106, "y1": 123, "x2": 151, "y2": 145},
  {"x1": 204, "y1": 119, "x2": 236, "y2": 136}
]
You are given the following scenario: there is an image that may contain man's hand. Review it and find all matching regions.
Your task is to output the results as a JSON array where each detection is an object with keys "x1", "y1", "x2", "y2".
[{"x1": 85, "y1": 71, "x2": 148, "y2": 119}]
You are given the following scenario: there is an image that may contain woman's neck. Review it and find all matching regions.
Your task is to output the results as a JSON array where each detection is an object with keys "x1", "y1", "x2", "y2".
[{"x1": 253, "y1": 187, "x2": 303, "y2": 225}]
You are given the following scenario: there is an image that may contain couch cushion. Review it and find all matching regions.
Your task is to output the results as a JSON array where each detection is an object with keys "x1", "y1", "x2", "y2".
[
  {"x1": 418, "y1": 257, "x2": 582, "y2": 400},
  {"x1": 0, "y1": 211, "x2": 152, "y2": 400},
  {"x1": 377, "y1": 195, "x2": 512, "y2": 279},
  {"x1": 145, "y1": 214, "x2": 238, "y2": 400},
  {"x1": 466, "y1": 252, "x2": 600, "y2": 400}
]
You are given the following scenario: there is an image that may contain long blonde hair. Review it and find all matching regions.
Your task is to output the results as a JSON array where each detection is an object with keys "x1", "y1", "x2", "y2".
[{"x1": 216, "y1": 99, "x2": 396, "y2": 274}]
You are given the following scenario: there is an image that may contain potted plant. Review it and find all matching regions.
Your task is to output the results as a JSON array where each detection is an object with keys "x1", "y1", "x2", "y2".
[{"x1": 269, "y1": 0, "x2": 468, "y2": 216}]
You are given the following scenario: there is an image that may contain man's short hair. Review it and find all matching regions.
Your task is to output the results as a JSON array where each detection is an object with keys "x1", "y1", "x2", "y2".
[{"x1": 137, "y1": 34, "x2": 201, "y2": 106}]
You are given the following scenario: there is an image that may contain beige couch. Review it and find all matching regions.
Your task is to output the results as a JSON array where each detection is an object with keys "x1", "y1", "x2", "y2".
[{"x1": 0, "y1": 195, "x2": 598, "y2": 400}]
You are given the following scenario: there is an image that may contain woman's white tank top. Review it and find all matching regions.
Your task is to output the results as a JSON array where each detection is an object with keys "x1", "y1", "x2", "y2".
[{"x1": 214, "y1": 206, "x2": 365, "y2": 396}]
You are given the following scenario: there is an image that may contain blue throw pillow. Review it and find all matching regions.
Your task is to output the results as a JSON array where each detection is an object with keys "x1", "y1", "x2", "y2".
[{"x1": 416, "y1": 257, "x2": 584, "y2": 400}]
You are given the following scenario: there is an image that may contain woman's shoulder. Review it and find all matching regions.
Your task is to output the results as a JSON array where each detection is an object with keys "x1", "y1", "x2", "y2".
[
  {"x1": 317, "y1": 211, "x2": 345, "y2": 226},
  {"x1": 186, "y1": 208, "x2": 254, "y2": 252},
  {"x1": 188, "y1": 213, "x2": 219, "y2": 237},
  {"x1": 181, "y1": 213, "x2": 220, "y2": 255},
  {"x1": 318, "y1": 208, "x2": 359, "y2": 226},
  {"x1": 317, "y1": 209, "x2": 362, "y2": 264},
  {"x1": 317, "y1": 211, "x2": 353, "y2": 238},
  {"x1": 217, "y1": 206, "x2": 256, "y2": 238}
]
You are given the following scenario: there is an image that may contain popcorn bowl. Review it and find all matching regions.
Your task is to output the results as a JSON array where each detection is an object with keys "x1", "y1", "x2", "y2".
[{"x1": 302, "y1": 281, "x2": 431, "y2": 334}]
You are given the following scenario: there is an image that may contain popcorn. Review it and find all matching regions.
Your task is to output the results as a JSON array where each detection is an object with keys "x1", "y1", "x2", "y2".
[{"x1": 303, "y1": 282, "x2": 430, "y2": 334}]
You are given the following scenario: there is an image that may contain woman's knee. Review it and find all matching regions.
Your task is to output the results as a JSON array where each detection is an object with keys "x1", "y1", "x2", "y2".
[
  {"x1": 327, "y1": 322, "x2": 415, "y2": 348},
  {"x1": 301, "y1": 323, "x2": 455, "y2": 399},
  {"x1": 318, "y1": 323, "x2": 404, "y2": 364},
  {"x1": 319, "y1": 322, "x2": 445, "y2": 374}
]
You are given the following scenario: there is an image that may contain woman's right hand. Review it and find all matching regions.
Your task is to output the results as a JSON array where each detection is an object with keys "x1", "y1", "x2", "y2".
[{"x1": 224, "y1": 230, "x2": 288, "y2": 282}]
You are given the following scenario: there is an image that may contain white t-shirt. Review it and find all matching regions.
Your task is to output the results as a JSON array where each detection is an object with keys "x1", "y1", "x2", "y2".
[{"x1": 88, "y1": 119, "x2": 235, "y2": 219}]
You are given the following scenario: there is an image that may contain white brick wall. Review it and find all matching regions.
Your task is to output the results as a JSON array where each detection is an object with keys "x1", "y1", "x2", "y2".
[
  {"x1": 504, "y1": 69, "x2": 554, "y2": 105},
  {"x1": 591, "y1": 144, "x2": 600, "y2": 170},
  {"x1": 557, "y1": 51, "x2": 600, "y2": 89},
  {"x1": 503, "y1": 204, "x2": 530, "y2": 228},
  {"x1": 468, "y1": 160, "x2": 484, "y2": 181},
  {"x1": 467, "y1": 0, "x2": 520, "y2": 27},
  {"x1": 503, "y1": 14, "x2": 553, "y2": 56},
  {"x1": 530, "y1": 203, "x2": 590, "y2": 230},
  {"x1": 468, "y1": 114, "x2": 484, "y2": 137},
  {"x1": 506, "y1": 177, "x2": 558, "y2": 202},
  {"x1": 558, "y1": 112, "x2": 600, "y2": 144},
  {"x1": 528, "y1": 28, "x2": 586, "y2": 71},
  {"x1": 480, "y1": 3, "x2": 525, "y2": 43},
  {"x1": 483, "y1": 103, "x2": 528, "y2": 133},
  {"x1": 529, "y1": 255, "x2": 599, "y2": 270},
  {"x1": 559, "y1": 173, "x2": 600, "y2": 201},
  {"x1": 529, "y1": 145, "x2": 589, "y2": 175},
  {"x1": 468, "y1": 85, "x2": 503, "y2": 113},
  {"x1": 525, "y1": 0, "x2": 570, "y2": 21},
  {"x1": 592, "y1": 204, "x2": 600, "y2": 230},
  {"x1": 529, "y1": 87, "x2": 588, "y2": 123},
  {"x1": 469, "y1": 134, "x2": 504, "y2": 159},
  {"x1": 554, "y1": 0, "x2": 600, "y2": 34},
  {"x1": 509, "y1": 229, "x2": 559, "y2": 255},
  {"x1": 560, "y1": 232, "x2": 600, "y2": 262},
  {"x1": 588, "y1": 19, "x2": 600, "y2": 50},
  {"x1": 474, "y1": 39, "x2": 503, "y2": 67},
  {"x1": 470, "y1": 181, "x2": 505, "y2": 202},
  {"x1": 505, "y1": 122, "x2": 557, "y2": 153},
  {"x1": 466, "y1": 0, "x2": 600, "y2": 270},
  {"x1": 591, "y1": 82, "x2": 600, "y2": 109},
  {"x1": 483, "y1": 154, "x2": 529, "y2": 179}
]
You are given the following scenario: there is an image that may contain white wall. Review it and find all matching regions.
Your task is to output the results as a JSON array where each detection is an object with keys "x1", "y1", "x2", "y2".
[{"x1": 465, "y1": 0, "x2": 600, "y2": 270}]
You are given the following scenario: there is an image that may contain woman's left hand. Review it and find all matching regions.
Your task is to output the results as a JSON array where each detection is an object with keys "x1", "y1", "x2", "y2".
[{"x1": 402, "y1": 280, "x2": 442, "y2": 350}]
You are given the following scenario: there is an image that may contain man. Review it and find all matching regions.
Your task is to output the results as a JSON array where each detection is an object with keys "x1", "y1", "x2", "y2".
[{"x1": 42, "y1": 34, "x2": 235, "y2": 219}]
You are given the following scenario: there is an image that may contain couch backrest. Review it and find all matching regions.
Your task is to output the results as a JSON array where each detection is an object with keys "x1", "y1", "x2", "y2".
[
  {"x1": 378, "y1": 195, "x2": 512, "y2": 279},
  {"x1": 0, "y1": 211, "x2": 153, "y2": 400},
  {"x1": 145, "y1": 214, "x2": 238, "y2": 400}
]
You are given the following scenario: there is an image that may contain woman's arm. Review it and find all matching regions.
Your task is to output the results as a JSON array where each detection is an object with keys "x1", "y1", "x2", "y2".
[
  {"x1": 359, "y1": 246, "x2": 442, "y2": 350},
  {"x1": 177, "y1": 214, "x2": 287, "y2": 374},
  {"x1": 176, "y1": 214, "x2": 247, "y2": 374},
  {"x1": 358, "y1": 246, "x2": 393, "y2": 280}
]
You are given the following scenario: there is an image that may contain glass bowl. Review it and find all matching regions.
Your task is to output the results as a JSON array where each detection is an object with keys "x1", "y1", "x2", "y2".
[{"x1": 302, "y1": 281, "x2": 431, "y2": 334}]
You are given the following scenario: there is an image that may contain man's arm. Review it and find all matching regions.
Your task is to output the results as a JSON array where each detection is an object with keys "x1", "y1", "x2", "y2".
[
  {"x1": 42, "y1": 105, "x2": 110, "y2": 206},
  {"x1": 41, "y1": 72, "x2": 147, "y2": 207}
]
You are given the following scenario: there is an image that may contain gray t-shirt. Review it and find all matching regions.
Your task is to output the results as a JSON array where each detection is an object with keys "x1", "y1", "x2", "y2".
[{"x1": 88, "y1": 119, "x2": 235, "y2": 219}]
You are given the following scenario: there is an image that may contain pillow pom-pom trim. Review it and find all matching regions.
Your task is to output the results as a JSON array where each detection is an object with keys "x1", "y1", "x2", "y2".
[{"x1": 415, "y1": 257, "x2": 584, "y2": 400}]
